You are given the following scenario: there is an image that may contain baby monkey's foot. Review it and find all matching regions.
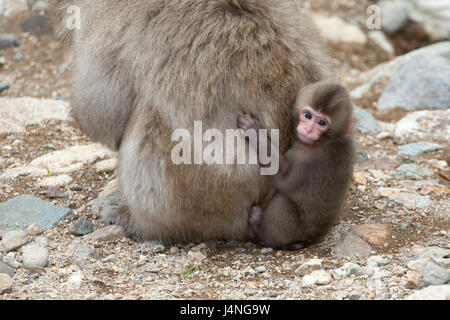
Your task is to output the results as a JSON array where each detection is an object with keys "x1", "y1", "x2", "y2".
[
  {"x1": 249, "y1": 206, "x2": 263, "y2": 231},
  {"x1": 238, "y1": 114, "x2": 262, "y2": 131}
]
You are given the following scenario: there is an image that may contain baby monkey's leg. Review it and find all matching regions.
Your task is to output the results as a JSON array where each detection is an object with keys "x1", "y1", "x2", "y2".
[{"x1": 249, "y1": 206, "x2": 263, "y2": 232}]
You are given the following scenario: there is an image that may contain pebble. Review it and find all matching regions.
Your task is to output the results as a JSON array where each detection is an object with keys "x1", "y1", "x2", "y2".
[
  {"x1": 0, "y1": 33, "x2": 21, "y2": 49},
  {"x1": 0, "y1": 82, "x2": 10, "y2": 94},
  {"x1": 243, "y1": 288, "x2": 258, "y2": 297},
  {"x1": 22, "y1": 245, "x2": 49, "y2": 268},
  {"x1": 40, "y1": 175, "x2": 73, "y2": 188},
  {"x1": 405, "y1": 270, "x2": 422, "y2": 289},
  {"x1": 27, "y1": 223, "x2": 40, "y2": 236},
  {"x1": 348, "y1": 291, "x2": 361, "y2": 300},
  {"x1": 59, "y1": 62, "x2": 71, "y2": 73},
  {"x1": 45, "y1": 186, "x2": 68, "y2": 199},
  {"x1": 146, "y1": 263, "x2": 160, "y2": 273},
  {"x1": 387, "y1": 193, "x2": 432, "y2": 209},
  {"x1": 70, "y1": 218, "x2": 94, "y2": 236},
  {"x1": 354, "y1": 172, "x2": 367, "y2": 186},
  {"x1": 1, "y1": 230, "x2": 28, "y2": 252},
  {"x1": 0, "y1": 273, "x2": 13, "y2": 294},
  {"x1": 255, "y1": 266, "x2": 267, "y2": 274},
  {"x1": 90, "y1": 225, "x2": 125, "y2": 243},
  {"x1": 353, "y1": 224, "x2": 391, "y2": 246},
  {"x1": 242, "y1": 267, "x2": 256, "y2": 276},
  {"x1": 0, "y1": 260, "x2": 15, "y2": 276},
  {"x1": 72, "y1": 246, "x2": 98, "y2": 269},
  {"x1": 341, "y1": 263, "x2": 364, "y2": 277},
  {"x1": 398, "y1": 142, "x2": 442, "y2": 156},
  {"x1": 67, "y1": 271, "x2": 83, "y2": 290},
  {"x1": 302, "y1": 270, "x2": 332, "y2": 286},
  {"x1": 67, "y1": 184, "x2": 82, "y2": 191},
  {"x1": 102, "y1": 254, "x2": 117, "y2": 263},
  {"x1": 187, "y1": 250, "x2": 206, "y2": 263},
  {"x1": 393, "y1": 164, "x2": 434, "y2": 179},
  {"x1": 260, "y1": 248, "x2": 273, "y2": 254},
  {"x1": 295, "y1": 259, "x2": 323, "y2": 276},
  {"x1": 13, "y1": 52, "x2": 23, "y2": 61},
  {"x1": 33, "y1": 236, "x2": 48, "y2": 248},
  {"x1": 335, "y1": 232, "x2": 372, "y2": 259},
  {"x1": 152, "y1": 244, "x2": 166, "y2": 254}
]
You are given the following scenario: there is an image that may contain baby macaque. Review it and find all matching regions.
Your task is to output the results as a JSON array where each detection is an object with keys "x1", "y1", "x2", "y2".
[{"x1": 238, "y1": 81, "x2": 355, "y2": 250}]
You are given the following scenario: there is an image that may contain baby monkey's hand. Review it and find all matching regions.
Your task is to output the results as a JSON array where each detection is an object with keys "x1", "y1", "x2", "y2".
[{"x1": 238, "y1": 114, "x2": 262, "y2": 131}]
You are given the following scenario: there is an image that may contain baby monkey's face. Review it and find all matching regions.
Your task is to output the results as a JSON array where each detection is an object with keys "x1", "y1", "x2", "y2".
[{"x1": 296, "y1": 106, "x2": 331, "y2": 145}]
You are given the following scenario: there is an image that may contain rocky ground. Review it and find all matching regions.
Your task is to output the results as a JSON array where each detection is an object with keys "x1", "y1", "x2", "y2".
[{"x1": 0, "y1": 0, "x2": 449, "y2": 300}]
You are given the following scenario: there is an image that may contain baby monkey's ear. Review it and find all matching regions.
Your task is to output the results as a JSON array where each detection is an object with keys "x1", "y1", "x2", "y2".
[{"x1": 345, "y1": 116, "x2": 358, "y2": 137}]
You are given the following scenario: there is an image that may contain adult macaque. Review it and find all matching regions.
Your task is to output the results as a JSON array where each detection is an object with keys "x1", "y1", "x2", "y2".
[
  {"x1": 51, "y1": 0, "x2": 332, "y2": 243},
  {"x1": 238, "y1": 82, "x2": 355, "y2": 249}
]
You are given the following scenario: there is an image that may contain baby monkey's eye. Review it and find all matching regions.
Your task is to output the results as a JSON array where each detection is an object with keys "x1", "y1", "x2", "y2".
[
  {"x1": 304, "y1": 112, "x2": 312, "y2": 120},
  {"x1": 317, "y1": 119, "x2": 327, "y2": 127}
]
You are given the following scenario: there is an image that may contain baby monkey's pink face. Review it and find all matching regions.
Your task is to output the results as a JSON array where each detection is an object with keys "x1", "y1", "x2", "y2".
[{"x1": 297, "y1": 106, "x2": 331, "y2": 144}]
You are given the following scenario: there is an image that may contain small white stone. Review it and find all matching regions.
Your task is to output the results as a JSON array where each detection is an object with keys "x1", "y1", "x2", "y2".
[
  {"x1": 22, "y1": 245, "x2": 49, "y2": 268},
  {"x1": 39, "y1": 174, "x2": 73, "y2": 187},
  {"x1": 295, "y1": 259, "x2": 323, "y2": 276},
  {"x1": 1, "y1": 230, "x2": 28, "y2": 252}
]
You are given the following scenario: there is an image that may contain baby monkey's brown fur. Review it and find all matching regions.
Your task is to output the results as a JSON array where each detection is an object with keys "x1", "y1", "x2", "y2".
[{"x1": 239, "y1": 81, "x2": 355, "y2": 250}]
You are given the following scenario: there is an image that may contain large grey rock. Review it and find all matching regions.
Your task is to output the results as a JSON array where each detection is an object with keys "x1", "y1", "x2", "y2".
[
  {"x1": 422, "y1": 260, "x2": 450, "y2": 286},
  {"x1": 353, "y1": 105, "x2": 382, "y2": 134},
  {"x1": 0, "y1": 97, "x2": 69, "y2": 134},
  {"x1": 352, "y1": 42, "x2": 450, "y2": 100},
  {"x1": 413, "y1": 247, "x2": 450, "y2": 261},
  {"x1": 0, "y1": 195, "x2": 71, "y2": 236},
  {"x1": 394, "y1": 109, "x2": 450, "y2": 143},
  {"x1": 377, "y1": 54, "x2": 450, "y2": 111},
  {"x1": 405, "y1": 285, "x2": 450, "y2": 300}
]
